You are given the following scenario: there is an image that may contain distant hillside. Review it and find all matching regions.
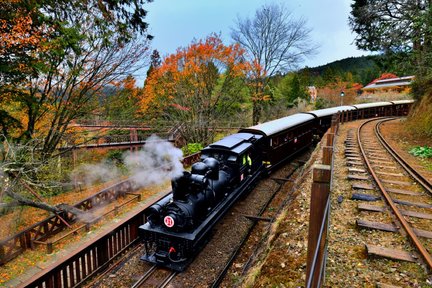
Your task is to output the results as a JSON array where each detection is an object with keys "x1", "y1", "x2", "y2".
[
  {"x1": 307, "y1": 55, "x2": 379, "y2": 75},
  {"x1": 302, "y1": 55, "x2": 382, "y2": 86}
]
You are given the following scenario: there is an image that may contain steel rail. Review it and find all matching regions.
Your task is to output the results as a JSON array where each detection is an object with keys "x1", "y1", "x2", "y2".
[
  {"x1": 158, "y1": 271, "x2": 178, "y2": 288},
  {"x1": 131, "y1": 266, "x2": 176, "y2": 288},
  {"x1": 85, "y1": 244, "x2": 145, "y2": 287},
  {"x1": 209, "y1": 180, "x2": 284, "y2": 288},
  {"x1": 376, "y1": 118, "x2": 432, "y2": 194},
  {"x1": 130, "y1": 265, "x2": 157, "y2": 288},
  {"x1": 357, "y1": 118, "x2": 432, "y2": 270}
]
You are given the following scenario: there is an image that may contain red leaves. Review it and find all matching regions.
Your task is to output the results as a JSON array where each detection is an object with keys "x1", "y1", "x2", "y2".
[{"x1": 140, "y1": 34, "x2": 247, "y2": 113}]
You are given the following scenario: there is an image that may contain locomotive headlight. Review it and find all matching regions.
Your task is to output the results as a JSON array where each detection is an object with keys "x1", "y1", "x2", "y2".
[{"x1": 164, "y1": 215, "x2": 176, "y2": 228}]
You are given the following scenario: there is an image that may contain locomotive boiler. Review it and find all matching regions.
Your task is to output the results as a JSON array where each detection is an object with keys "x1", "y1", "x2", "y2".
[{"x1": 146, "y1": 157, "x2": 232, "y2": 232}]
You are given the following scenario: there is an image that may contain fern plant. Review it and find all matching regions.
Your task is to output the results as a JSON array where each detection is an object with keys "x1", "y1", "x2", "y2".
[{"x1": 409, "y1": 146, "x2": 432, "y2": 158}]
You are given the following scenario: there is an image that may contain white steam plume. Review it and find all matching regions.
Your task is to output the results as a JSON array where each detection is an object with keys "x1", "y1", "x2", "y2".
[
  {"x1": 123, "y1": 134, "x2": 184, "y2": 187},
  {"x1": 71, "y1": 161, "x2": 120, "y2": 188}
]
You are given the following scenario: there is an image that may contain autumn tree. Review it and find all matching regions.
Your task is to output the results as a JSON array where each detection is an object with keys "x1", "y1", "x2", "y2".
[
  {"x1": 102, "y1": 75, "x2": 143, "y2": 120},
  {"x1": 0, "y1": 0, "x2": 152, "y2": 214},
  {"x1": 231, "y1": 3, "x2": 317, "y2": 124},
  {"x1": 0, "y1": 0, "x2": 152, "y2": 155},
  {"x1": 143, "y1": 34, "x2": 248, "y2": 145}
]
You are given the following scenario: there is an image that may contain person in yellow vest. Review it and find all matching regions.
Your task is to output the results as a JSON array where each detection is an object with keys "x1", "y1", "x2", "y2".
[{"x1": 242, "y1": 153, "x2": 252, "y2": 174}]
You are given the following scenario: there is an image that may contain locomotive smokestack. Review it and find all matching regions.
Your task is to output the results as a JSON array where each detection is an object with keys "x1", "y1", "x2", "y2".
[{"x1": 171, "y1": 171, "x2": 190, "y2": 201}]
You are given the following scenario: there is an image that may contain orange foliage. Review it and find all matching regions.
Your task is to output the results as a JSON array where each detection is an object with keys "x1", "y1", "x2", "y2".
[
  {"x1": 141, "y1": 34, "x2": 246, "y2": 112},
  {"x1": 121, "y1": 75, "x2": 143, "y2": 104},
  {"x1": 317, "y1": 77, "x2": 363, "y2": 105},
  {"x1": 0, "y1": 3, "x2": 44, "y2": 57},
  {"x1": 123, "y1": 76, "x2": 136, "y2": 91}
]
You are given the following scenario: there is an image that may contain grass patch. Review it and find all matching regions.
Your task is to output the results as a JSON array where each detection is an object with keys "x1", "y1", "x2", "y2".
[{"x1": 407, "y1": 95, "x2": 432, "y2": 138}]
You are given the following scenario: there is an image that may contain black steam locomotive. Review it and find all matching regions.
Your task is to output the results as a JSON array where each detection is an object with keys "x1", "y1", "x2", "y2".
[{"x1": 139, "y1": 100, "x2": 413, "y2": 271}]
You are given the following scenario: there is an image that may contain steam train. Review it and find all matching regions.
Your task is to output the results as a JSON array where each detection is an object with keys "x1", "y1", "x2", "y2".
[{"x1": 139, "y1": 100, "x2": 414, "y2": 271}]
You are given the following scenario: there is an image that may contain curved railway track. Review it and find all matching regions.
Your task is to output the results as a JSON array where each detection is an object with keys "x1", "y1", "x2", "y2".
[
  {"x1": 356, "y1": 118, "x2": 432, "y2": 270},
  {"x1": 375, "y1": 119, "x2": 432, "y2": 193}
]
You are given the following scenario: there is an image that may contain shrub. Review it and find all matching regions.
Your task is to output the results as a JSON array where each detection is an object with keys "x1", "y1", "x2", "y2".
[
  {"x1": 409, "y1": 146, "x2": 432, "y2": 158},
  {"x1": 182, "y1": 143, "x2": 203, "y2": 155}
]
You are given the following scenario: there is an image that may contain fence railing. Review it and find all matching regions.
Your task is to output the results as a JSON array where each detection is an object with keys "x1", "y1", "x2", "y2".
[
  {"x1": 21, "y1": 208, "x2": 147, "y2": 288},
  {"x1": 305, "y1": 113, "x2": 339, "y2": 288},
  {"x1": 0, "y1": 153, "x2": 201, "y2": 266}
]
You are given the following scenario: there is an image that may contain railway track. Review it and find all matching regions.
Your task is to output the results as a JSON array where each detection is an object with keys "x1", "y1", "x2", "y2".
[
  {"x1": 131, "y1": 265, "x2": 177, "y2": 288},
  {"x1": 211, "y1": 152, "x2": 312, "y2": 287},
  {"x1": 347, "y1": 118, "x2": 432, "y2": 271}
]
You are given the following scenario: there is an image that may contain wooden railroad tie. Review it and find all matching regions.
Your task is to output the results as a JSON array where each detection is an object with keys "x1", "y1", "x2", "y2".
[
  {"x1": 348, "y1": 168, "x2": 366, "y2": 173},
  {"x1": 386, "y1": 187, "x2": 422, "y2": 196},
  {"x1": 242, "y1": 214, "x2": 273, "y2": 222},
  {"x1": 357, "y1": 219, "x2": 432, "y2": 239},
  {"x1": 365, "y1": 244, "x2": 417, "y2": 263},
  {"x1": 347, "y1": 174, "x2": 369, "y2": 181},
  {"x1": 346, "y1": 156, "x2": 363, "y2": 162},
  {"x1": 358, "y1": 203, "x2": 432, "y2": 220},
  {"x1": 375, "y1": 171, "x2": 405, "y2": 177},
  {"x1": 271, "y1": 177, "x2": 293, "y2": 183},
  {"x1": 352, "y1": 183, "x2": 375, "y2": 190},
  {"x1": 356, "y1": 219, "x2": 398, "y2": 232},
  {"x1": 347, "y1": 161, "x2": 363, "y2": 166},
  {"x1": 373, "y1": 165, "x2": 398, "y2": 170},
  {"x1": 368, "y1": 156, "x2": 392, "y2": 161},
  {"x1": 369, "y1": 159, "x2": 394, "y2": 165},
  {"x1": 393, "y1": 199, "x2": 432, "y2": 209},
  {"x1": 381, "y1": 179, "x2": 413, "y2": 186},
  {"x1": 345, "y1": 154, "x2": 360, "y2": 159}
]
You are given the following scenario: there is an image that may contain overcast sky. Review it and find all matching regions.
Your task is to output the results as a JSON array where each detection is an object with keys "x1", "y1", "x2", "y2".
[{"x1": 142, "y1": 0, "x2": 367, "y2": 82}]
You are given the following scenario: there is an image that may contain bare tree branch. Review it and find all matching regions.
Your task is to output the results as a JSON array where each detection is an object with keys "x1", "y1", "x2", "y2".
[{"x1": 231, "y1": 3, "x2": 318, "y2": 124}]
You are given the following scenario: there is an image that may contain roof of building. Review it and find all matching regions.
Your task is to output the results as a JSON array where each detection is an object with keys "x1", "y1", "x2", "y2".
[{"x1": 363, "y1": 76, "x2": 414, "y2": 90}]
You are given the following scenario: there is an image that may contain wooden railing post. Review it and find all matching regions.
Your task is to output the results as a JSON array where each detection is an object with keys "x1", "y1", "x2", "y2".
[
  {"x1": 47, "y1": 241, "x2": 53, "y2": 254},
  {"x1": 330, "y1": 119, "x2": 336, "y2": 134},
  {"x1": 306, "y1": 164, "x2": 331, "y2": 288},
  {"x1": 326, "y1": 133, "x2": 334, "y2": 147},
  {"x1": 322, "y1": 146, "x2": 333, "y2": 166}
]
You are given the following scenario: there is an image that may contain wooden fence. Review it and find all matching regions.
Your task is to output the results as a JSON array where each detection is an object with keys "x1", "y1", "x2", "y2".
[{"x1": 305, "y1": 113, "x2": 339, "y2": 287}]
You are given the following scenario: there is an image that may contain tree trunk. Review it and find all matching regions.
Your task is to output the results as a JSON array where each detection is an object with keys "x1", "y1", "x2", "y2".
[
  {"x1": 252, "y1": 101, "x2": 261, "y2": 125},
  {"x1": 4, "y1": 188, "x2": 85, "y2": 217}
]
